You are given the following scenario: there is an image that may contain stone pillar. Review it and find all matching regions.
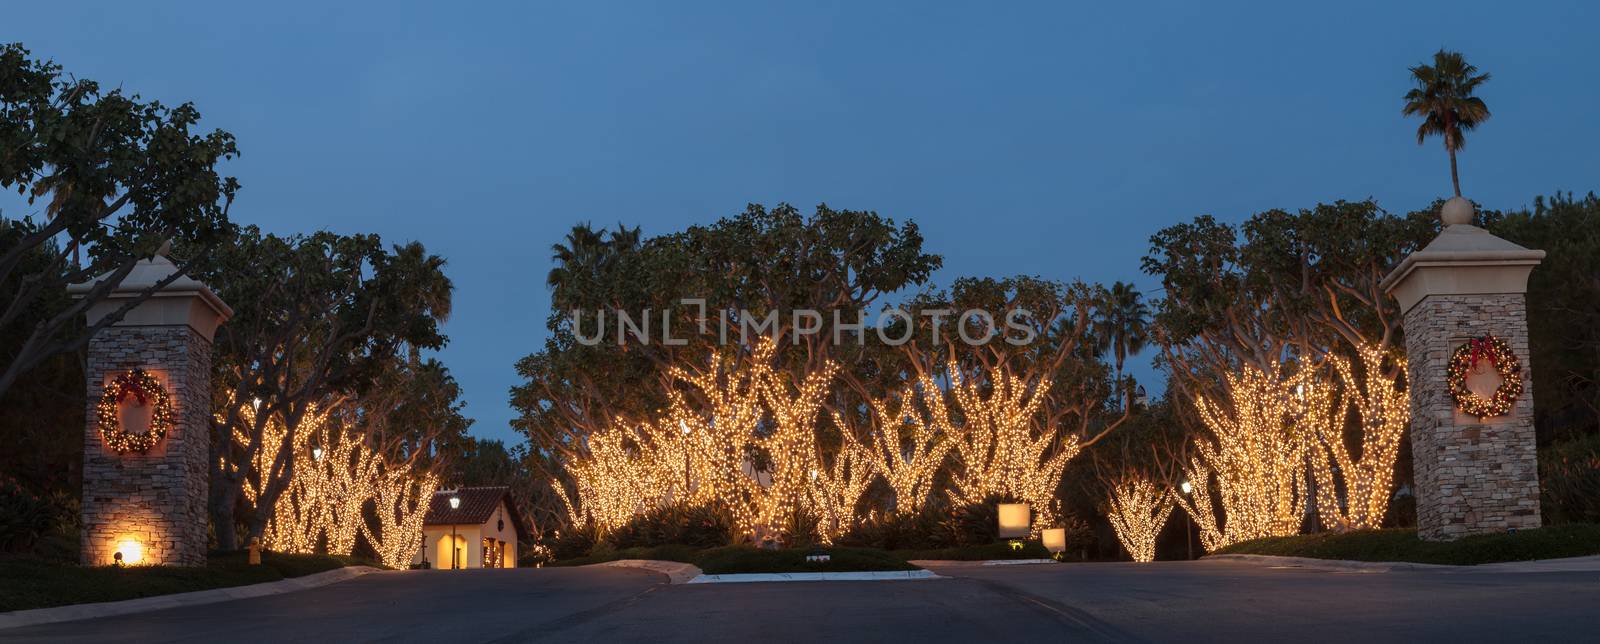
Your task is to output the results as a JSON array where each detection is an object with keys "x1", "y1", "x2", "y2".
[
  {"x1": 1381, "y1": 197, "x2": 1544, "y2": 541},
  {"x1": 70, "y1": 252, "x2": 231, "y2": 566}
]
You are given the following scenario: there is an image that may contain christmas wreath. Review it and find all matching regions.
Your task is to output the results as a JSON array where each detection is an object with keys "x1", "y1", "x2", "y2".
[
  {"x1": 1447, "y1": 335, "x2": 1522, "y2": 418},
  {"x1": 96, "y1": 368, "x2": 174, "y2": 453}
]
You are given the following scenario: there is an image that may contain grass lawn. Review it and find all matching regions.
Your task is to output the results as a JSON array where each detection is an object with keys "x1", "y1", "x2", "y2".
[
  {"x1": 552, "y1": 544, "x2": 919, "y2": 574},
  {"x1": 891, "y1": 540, "x2": 1054, "y2": 562},
  {"x1": 1215, "y1": 523, "x2": 1600, "y2": 565},
  {"x1": 0, "y1": 551, "x2": 375, "y2": 613}
]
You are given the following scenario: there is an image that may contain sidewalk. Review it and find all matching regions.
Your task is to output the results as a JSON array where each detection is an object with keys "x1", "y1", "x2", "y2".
[
  {"x1": 0, "y1": 566, "x2": 381, "y2": 631},
  {"x1": 1206, "y1": 553, "x2": 1600, "y2": 573}
]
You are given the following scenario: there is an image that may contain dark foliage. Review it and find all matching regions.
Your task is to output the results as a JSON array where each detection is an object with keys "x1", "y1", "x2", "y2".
[
  {"x1": 0, "y1": 478, "x2": 76, "y2": 560},
  {"x1": 0, "y1": 551, "x2": 369, "y2": 612},
  {"x1": 1539, "y1": 434, "x2": 1600, "y2": 524},
  {"x1": 836, "y1": 507, "x2": 947, "y2": 551},
  {"x1": 937, "y1": 495, "x2": 1017, "y2": 547},
  {"x1": 607, "y1": 503, "x2": 735, "y2": 550},
  {"x1": 550, "y1": 522, "x2": 601, "y2": 560},
  {"x1": 1217, "y1": 524, "x2": 1600, "y2": 565}
]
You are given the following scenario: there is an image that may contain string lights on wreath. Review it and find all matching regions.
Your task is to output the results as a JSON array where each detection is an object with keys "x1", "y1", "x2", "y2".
[
  {"x1": 1447, "y1": 335, "x2": 1522, "y2": 417},
  {"x1": 95, "y1": 369, "x2": 174, "y2": 453}
]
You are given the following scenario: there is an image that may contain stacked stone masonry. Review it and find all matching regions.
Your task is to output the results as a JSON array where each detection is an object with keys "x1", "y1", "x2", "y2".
[
  {"x1": 1403, "y1": 293, "x2": 1541, "y2": 541},
  {"x1": 81, "y1": 325, "x2": 212, "y2": 566}
]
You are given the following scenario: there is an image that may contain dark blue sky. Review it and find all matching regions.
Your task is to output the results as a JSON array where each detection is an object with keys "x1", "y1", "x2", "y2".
[{"x1": 9, "y1": 1, "x2": 1597, "y2": 446}]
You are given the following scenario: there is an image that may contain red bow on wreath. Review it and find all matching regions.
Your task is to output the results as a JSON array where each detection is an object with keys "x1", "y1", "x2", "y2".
[
  {"x1": 114, "y1": 374, "x2": 149, "y2": 406},
  {"x1": 1468, "y1": 337, "x2": 1496, "y2": 370}
]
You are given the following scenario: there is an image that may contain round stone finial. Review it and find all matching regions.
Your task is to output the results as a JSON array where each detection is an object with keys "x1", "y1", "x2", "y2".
[{"x1": 1441, "y1": 197, "x2": 1474, "y2": 226}]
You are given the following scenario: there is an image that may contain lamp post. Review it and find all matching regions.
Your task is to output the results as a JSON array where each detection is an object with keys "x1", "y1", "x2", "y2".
[
  {"x1": 1179, "y1": 480, "x2": 1194, "y2": 560},
  {"x1": 449, "y1": 495, "x2": 461, "y2": 570}
]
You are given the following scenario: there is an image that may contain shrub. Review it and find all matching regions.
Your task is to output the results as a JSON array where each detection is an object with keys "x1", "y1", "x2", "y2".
[
  {"x1": 0, "y1": 479, "x2": 74, "y2": 558},
  {"x1": 836, "y1": 510, "x2": 944, "y2": 550},
  {"x1": 776, "y1": 505, "x2": 821, "y2": 548},
  {"x1": 550, "y1": 522, "x2": 601, "y2": 560},
  {"x1": 518, "y1": 542, "x2": 554, "y2": 568},
  {"x1": 1055, "y1": 514, "x2": 1096, "y2": 560},
  {"x1": 937, "y1": 495, "x2": 1021, "y2": 547},
  {"x1": 608, "y1": 503, "x2": 734, "y2": 550},
  {"x1": 1540, "y1": 434, "x2": 1600, "y2": 524},
  {"x1": 893, "y1": 540, "x2": 1054, "y2": 561}
]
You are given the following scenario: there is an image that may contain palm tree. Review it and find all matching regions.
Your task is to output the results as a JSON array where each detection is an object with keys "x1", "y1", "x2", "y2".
[
  {"x1": 1402, "y1": 49, "x2": 1491, "y2": 197},
  {"x1": 546, "y1": 222, "x2": 642, "y2": 311},
  {"x1": 1092, "y1": 282, "x2": 1150, "y2": 407},
  {"x1": 546, "y1": 223, "x2": 605, "y2": 310}
]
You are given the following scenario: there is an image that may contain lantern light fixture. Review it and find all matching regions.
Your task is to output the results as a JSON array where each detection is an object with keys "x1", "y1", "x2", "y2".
[
  {"x1": 997, "y1": 502, "x2": 1031, "y2": 539},
  {"x1": 1042, "y1": 527, "x2": 1067, "y2": 555}
]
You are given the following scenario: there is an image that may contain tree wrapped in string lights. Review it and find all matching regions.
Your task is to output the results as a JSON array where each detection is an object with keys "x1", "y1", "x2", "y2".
[
  {"x1": 557, "y1": 339, "x2": 851, "y2": 543},
  {"x1": 806, "y1": 441, "x2": 876, "y2": 543},
  {"x1": 1174, "y1": 364, "x2": 1310, "y2": 551},
  {"x1": 840, "y1": 375, "x2": 953, "y2": 515},
  {"x1": 366, "y1": 467, "x2": 440, "y2": 569},
  {"x1": 554, "y1": 422, "x2": 673, "y2": 531},
  {"x1": 235, "y1": 402, "x2": 440, "y2": 564},
  {"x1": 945, "y1": 364, "x2": 1082, "y2": 533},
  {"x1": 237, "y1": 403, "x2": 333, "y2": 553},
  {"x1": 1104, "y1": 474, "x2": 1175, "y2": 562},
  {"x1": 1302, "y1": 346, "x2": 1410, "y2": 531}
]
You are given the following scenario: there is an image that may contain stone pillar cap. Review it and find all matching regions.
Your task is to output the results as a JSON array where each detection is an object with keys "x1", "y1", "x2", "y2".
[
  {"x1": 1380, "y1": 198, "x2": 1544, "y2": 314},
  {"x1": 68, "y1": 247, "x2": 233, "y2": 339}
]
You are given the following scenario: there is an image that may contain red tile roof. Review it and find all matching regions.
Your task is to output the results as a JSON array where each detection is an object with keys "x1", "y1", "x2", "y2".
[{"x1": 424, "y1": 486, "x2": 512, "y2": 527}]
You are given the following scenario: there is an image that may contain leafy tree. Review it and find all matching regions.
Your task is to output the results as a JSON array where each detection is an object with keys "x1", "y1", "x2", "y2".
[
  {"x1": 513, "y1": 203, "x2": 941, "y2": 475},
  {"x1": 454, "y1": 438, "x2": 587, "y2": 545},
  {"x1": 0, "y1": 43, "x2": 238, "y2": 397},
  {"x1": 202, "y1": 227, "x2": 453, "y2": 549},
  {"x1": 1402, "y1": 49, "x2": 1491, "y2": 197},
  {"x1": 1145, "y1": 201, "x2": 1437, "y2": 537},
  {"x1": 1480, "y1": 192, "x2": 1600, "y2": 440}
]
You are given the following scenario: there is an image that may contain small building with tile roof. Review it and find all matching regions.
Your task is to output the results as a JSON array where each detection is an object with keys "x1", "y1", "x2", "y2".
[{"x1": 412, "y1": 486, "x2": 523, "y2": 569}]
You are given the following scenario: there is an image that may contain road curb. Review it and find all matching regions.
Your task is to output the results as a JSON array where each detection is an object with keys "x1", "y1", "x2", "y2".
[
  {"x1": 0, "y1": 565, "x2": 382, "y2": 631},
  {"x1": 686, "y1": 569, "x2": 941, "y2": 583},
  {"x1": 908, "y1": 559, "x2": 1059, "y2": 567},
  {"x1": 600, "y1": 559, "x2": 704, "y2": 584},
  {"x1": 1204, "y1": 554, "x2": 1456, "y2": 572},
  {"x1": 1206, "y1": 553, "x2": 1600, "y2": 573}
]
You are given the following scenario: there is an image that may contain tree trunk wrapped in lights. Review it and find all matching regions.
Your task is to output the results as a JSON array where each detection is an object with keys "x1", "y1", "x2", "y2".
[
  {"x1": 238, "y1": 404, "x2": 333, "y2": 553},
  {"x1": 1104, "y1": 475, "x2": 1176, "y2": 562},
  {"x1": 1175, "y1": 364, "x2": 1310, "y2": 551},
  {"x1": 366, "y1": 467, "x2": 440, "y2": 569},
  {"x1": 751, "y1": 342, "x2": 842, "y2": 538},
  {"x1": 237, "y1": 402, "x2": 440, "y2": 564},
  {"x1": 1302, "y1": 346, "x2": 1410, "y2": 531},
  {"x1": 945, "y1": 364, "x2": 1082, "y2": 533},
  {"x1": 806, "y1": 442, "x2": 875, "y2": 543},
  {"x1": 556, "y1": 423, "x2": 673, "y2": 531},
  {"x1": 559, "y1": 339, "x2": 847, "y2": 543},
  {"x1": 840, "y1": 375, "x2": 952, "y2": 515},
  {"x1": 662, "y1": 342, "x2": 775, "y2": 538}
]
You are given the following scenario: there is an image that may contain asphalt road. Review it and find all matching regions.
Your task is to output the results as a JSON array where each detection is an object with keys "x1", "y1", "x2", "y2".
[{"x1": 4, "y1": 559, "x2": 1598, "y2": 643}]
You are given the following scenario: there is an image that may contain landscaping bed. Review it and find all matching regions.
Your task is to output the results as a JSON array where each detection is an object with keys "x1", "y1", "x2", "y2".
[
  {"x1": 553, "y1": 544, "x2": 919, "y2": 574},
  {"x1": 891, "y1": 540, "x2": 1054, "y2": 562},
  {"x1": 0, "y1": 551, "x2": 375, "y2": 613},
  {"x1": 1214, "y1": 523, "x2": 1600, "y2": 565}
]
